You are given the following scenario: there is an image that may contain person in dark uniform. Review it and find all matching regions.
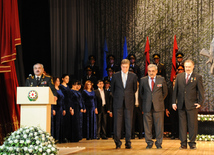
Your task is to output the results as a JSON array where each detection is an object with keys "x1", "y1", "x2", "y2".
[
  {"x1": 104, "y1": 79, "x2": 113, "y2": 137},
  {"x1": 82, "y1": 66, "x2": 97, "y2": 89},
  {"x1": 107, "y1": 54, "x2": 120, "y2": 72},
  {"x1": 153, "y1": 54, "x2": 166, "y2": 79},
  {"x1": 131, "y1": 81, "x2": 143, "y2": 139},
  {"x1": 104, "y1": 67, "x2": 114, "y2": 81},
  {"x1": 128, "y1": 54, "x2": 141, "y2": 79},
  {"x1": 176, "y1": 52, "x2": 184, "y2": 69},
  {"x1": 25, "y1": 63, "x2": 57, "y2": 98},
  {"x1": 89, "y1": 55, "x2": 100, "y2": 79}
]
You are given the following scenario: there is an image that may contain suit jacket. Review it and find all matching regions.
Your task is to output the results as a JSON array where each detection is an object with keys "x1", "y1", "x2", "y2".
[
  {"x1": 172, "y1": 72, "x2": 204, "y2": 110},
  {"x1": 111, "y1": 71, "x2": 138, "y2": 109},
  {"x1": 107, "y1": 64, "x2": 120, "y2": 72},
  {"x1": 25, "y1": 74, "x2": 57, "y2": 96},
  {"x1": 90, "y1": 65, "x2": 100, "y2": 79},
  {"x1": 94, "y1": 89, "x2": 110, "y2": 114},
  {"x1": 139, "y1": 75, "x2": 168, "y2": 113}
]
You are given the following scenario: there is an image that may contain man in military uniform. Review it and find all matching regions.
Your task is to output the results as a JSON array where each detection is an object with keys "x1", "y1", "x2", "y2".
[
  {"x1": 25, "y1": 63, "x2": 57, "y2": 99},
  {"x1": 82, "y1": 65, "x2": 97, "y2": 89},
  {"x1": 176, "y1": 52, "x2": 184, "y2": 69},
  {"x1": 128, "y1": 53, "x2": 141, "y2": 79},
  {"x1": 89, "y1": 55, "x2": 100, "y2": 79},
  {"x1": 104, "y1": 67, "x2": 114, "y2": 81},
  {"x1": 153, "y1": 54, "x2": 166, "y2": 79},
  {"x1": 177, "y1": 65, "x2": 185, "y2": 74},
  {"x1": 107, "y1": 54, "x2": 120, "y2": 72}
]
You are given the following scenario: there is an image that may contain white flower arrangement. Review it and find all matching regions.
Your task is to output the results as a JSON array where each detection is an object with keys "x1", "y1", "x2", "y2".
[
  {"x1": 0, "y1": 126, "x2": 57, "y2": 155},
  {"x1": 198, "y1": 114, "x2": 214, "y2": 121},
  {"x1": 196, "y1": 134, "x2": 214, "y2": 141}
]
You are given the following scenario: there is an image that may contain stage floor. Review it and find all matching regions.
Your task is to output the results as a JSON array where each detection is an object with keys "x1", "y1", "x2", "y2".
[{"x1": 56, "y1": 138, "x2": 214, "y2": 154}]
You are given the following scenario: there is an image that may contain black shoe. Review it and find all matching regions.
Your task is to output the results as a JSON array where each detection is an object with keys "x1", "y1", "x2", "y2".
[
  {"x1": 86, "y1": 138, "x2": 91, "y2": 140},
  {"x1": 171, "y1": 135, "x2": 175, "y2": 139},
  {"x1": 190, "y1": 146, "x2": 196, "y2": 150},
  {"x1": 138, "y1": 136, "x2": 143, "y2": 139},
  {"x1": 131, "y1": 135, "x2": 135, "y2": 139},
  {"x1": 125, "y1": 144, "x2": 132, "y2": 149},
  {"x1": 156, "y1": 145, "x2": 162, "y2": 149},
  {"x1": 179, "y1": 145, "x2": 187, "y2": 149},
  {"x1": 146, "y1": 145, "x2": 153, "y2": 149},
  {"x1": 97, "y1": 137, "x2": 100, "y2": 140},
  {"x1": 116, "y1": 141, "x2": 122, "y2": 149}
]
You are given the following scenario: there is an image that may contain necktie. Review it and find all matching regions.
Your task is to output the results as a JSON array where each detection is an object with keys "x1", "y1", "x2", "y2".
[
  {"x1": 186, "y1": 74, "x2": 190, "y2": 84},
  {"x1": 151, "y1": 78, "x2": 154, "y2": 91}
]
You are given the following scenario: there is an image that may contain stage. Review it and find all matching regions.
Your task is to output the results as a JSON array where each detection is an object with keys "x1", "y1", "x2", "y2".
[{"x1": 56, "y1": 138, "x2": 214, "y2": 154}]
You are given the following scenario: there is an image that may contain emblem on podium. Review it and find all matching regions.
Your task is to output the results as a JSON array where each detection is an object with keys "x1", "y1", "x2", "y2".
[{"x1": 28, "y1": 90, "x2": 38, "y2": 101}]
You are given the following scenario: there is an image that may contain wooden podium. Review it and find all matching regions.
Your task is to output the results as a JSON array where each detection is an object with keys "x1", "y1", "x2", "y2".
[{"x1": 17, "y1": 87, "x2": 56, "y2": 133}]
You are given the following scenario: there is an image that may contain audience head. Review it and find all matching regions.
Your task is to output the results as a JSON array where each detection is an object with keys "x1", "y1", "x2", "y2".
[
  {"x1": 184, "y1": 60, "x2": 194, "y2": 74},
  {"x1": 176, "y1": 52, "x2": 184, "y2": 63},
  {"x1": 128, "y1": 54, "x2": 136, "y2": 64},
  {"x1": 61, "y1": 74, "x2": 69, "y2": 84},
  {"x1": 97, "y1": 80, "x2": 104, "y2": 89},
  {"x1": 107, "y1": 54, "x2": 115, "y2": 64},
  {"x1": 106, "y1": 67, "x2": 114, "y2": 76},
  {"x1": 84, "y1": 80, "x2": 93, "y2": 91},
  {"x1": 85, "y1": 66, "x2": 92, "y2": 76},
  {"x1": 33, "y1": 63, "x2": 44, "y2": 76},
  {"x1": 121, "y1": 59, "x2": 130, "y2": 74},
  {"x1": 88, "y1": 55, "x2": 96, "y2": 65},
  {"x1": 104, "y1": 79, "x2": 111, "y2": 90},
  {"x1": 71, "y1": 79, "x2": 79, "y2": 90},
  {"x1": 153, "y1": 54, "x2": 160, "y2": 64},
  {"x1": 147, "y1": 64, "x2": 158, "y2": 78},
  {"x1": 53, "y1": 77, "x2": 60, "y2": 87}
]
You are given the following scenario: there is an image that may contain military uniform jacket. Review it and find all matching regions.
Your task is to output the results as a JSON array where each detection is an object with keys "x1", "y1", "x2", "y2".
[
  {"x1": 156, "y1": 63, "x2": 166, "y2": 79},
  {"x1": 25, "y1": 74, "x2": 57, "y2": 96}
]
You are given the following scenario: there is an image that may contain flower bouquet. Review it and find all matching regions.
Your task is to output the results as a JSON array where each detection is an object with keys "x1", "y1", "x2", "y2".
[{"x1": 0, "y1": 126, "x2": 57, "y2": 155}]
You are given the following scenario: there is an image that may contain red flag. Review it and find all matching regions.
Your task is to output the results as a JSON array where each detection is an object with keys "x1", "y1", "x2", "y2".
[
  {"x1": 170, "y1": 35, "x2": 178, "y2": 82},
  {"x1": 144, "y1": 37, "x2": 150, "y2": 76}
]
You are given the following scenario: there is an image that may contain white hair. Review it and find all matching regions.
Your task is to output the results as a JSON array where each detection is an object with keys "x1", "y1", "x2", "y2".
[
  {"x1": 33, "y1": 63, "x2": 44, "y2": 69},
  {"x1": 148, "y1": 64, "x2": 157, "y2": 70}
]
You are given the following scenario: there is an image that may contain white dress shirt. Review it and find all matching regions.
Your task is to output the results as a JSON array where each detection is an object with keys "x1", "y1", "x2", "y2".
[
  {"x1": 98, "y1": 88, "x2": 106, "y2": 106},
  {"x1": 121, "y1": 71, "x2": 128, "y2": 88}
]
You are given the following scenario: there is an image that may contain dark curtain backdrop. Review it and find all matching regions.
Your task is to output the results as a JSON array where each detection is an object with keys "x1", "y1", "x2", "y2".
[{"x1": 50, "y1": 0, "x2": 137, "y2": 80}]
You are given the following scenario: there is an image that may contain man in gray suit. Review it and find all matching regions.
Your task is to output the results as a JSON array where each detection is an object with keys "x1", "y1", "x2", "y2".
[
  {"x1": 111, "y1": 59, "x2": 138, "y2": 149},
  {"x1": 139, "y1": 64, "x2": 168, "y2": 149},
  {"x1": 172, "y1": 60, "x2": 204, "y2": 149}
]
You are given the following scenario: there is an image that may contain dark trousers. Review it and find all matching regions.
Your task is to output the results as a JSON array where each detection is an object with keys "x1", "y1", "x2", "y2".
[
  {"x1": 97, "y1": 107, "x2": 107, "y2": 138},
  {"x1": 114, "y1": 100, "x2": 133, "y2": 146},
  {"x1": 132, "y1": 106, "x2": 143, "y2": 138},
  {"x1": 144, "y1": 110, "x2": 164, "y2": 146},
  {"x1": 170, "y1": 109, "x2": 179, "y2": 137},
  {"x1": 178, "y1": 107, "x2": 198, "y2": 147}
]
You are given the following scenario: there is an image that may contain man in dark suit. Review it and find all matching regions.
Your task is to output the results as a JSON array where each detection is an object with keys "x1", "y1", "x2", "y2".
[
  {"x1": 139, "y1": 64, "x2": 168, "y2": 149},
  {"x1": 111, "y1": 59, "x2": 138, "y2": 149},
  {"x1": 172, "y1": 60, "x2": 204, "y2": 150},
  {"x1": 153, "y1": 54, "x2": 166, "y2": 79},
  {"x1": 128, "y1": 53, "x2": 141, "y2": 79},
  {"x1": 25, "y1": 63, "x2": 57, "y2": 97},
  {"x1": 95, "y1": 80, "x2": 110, "y2": 140}
]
